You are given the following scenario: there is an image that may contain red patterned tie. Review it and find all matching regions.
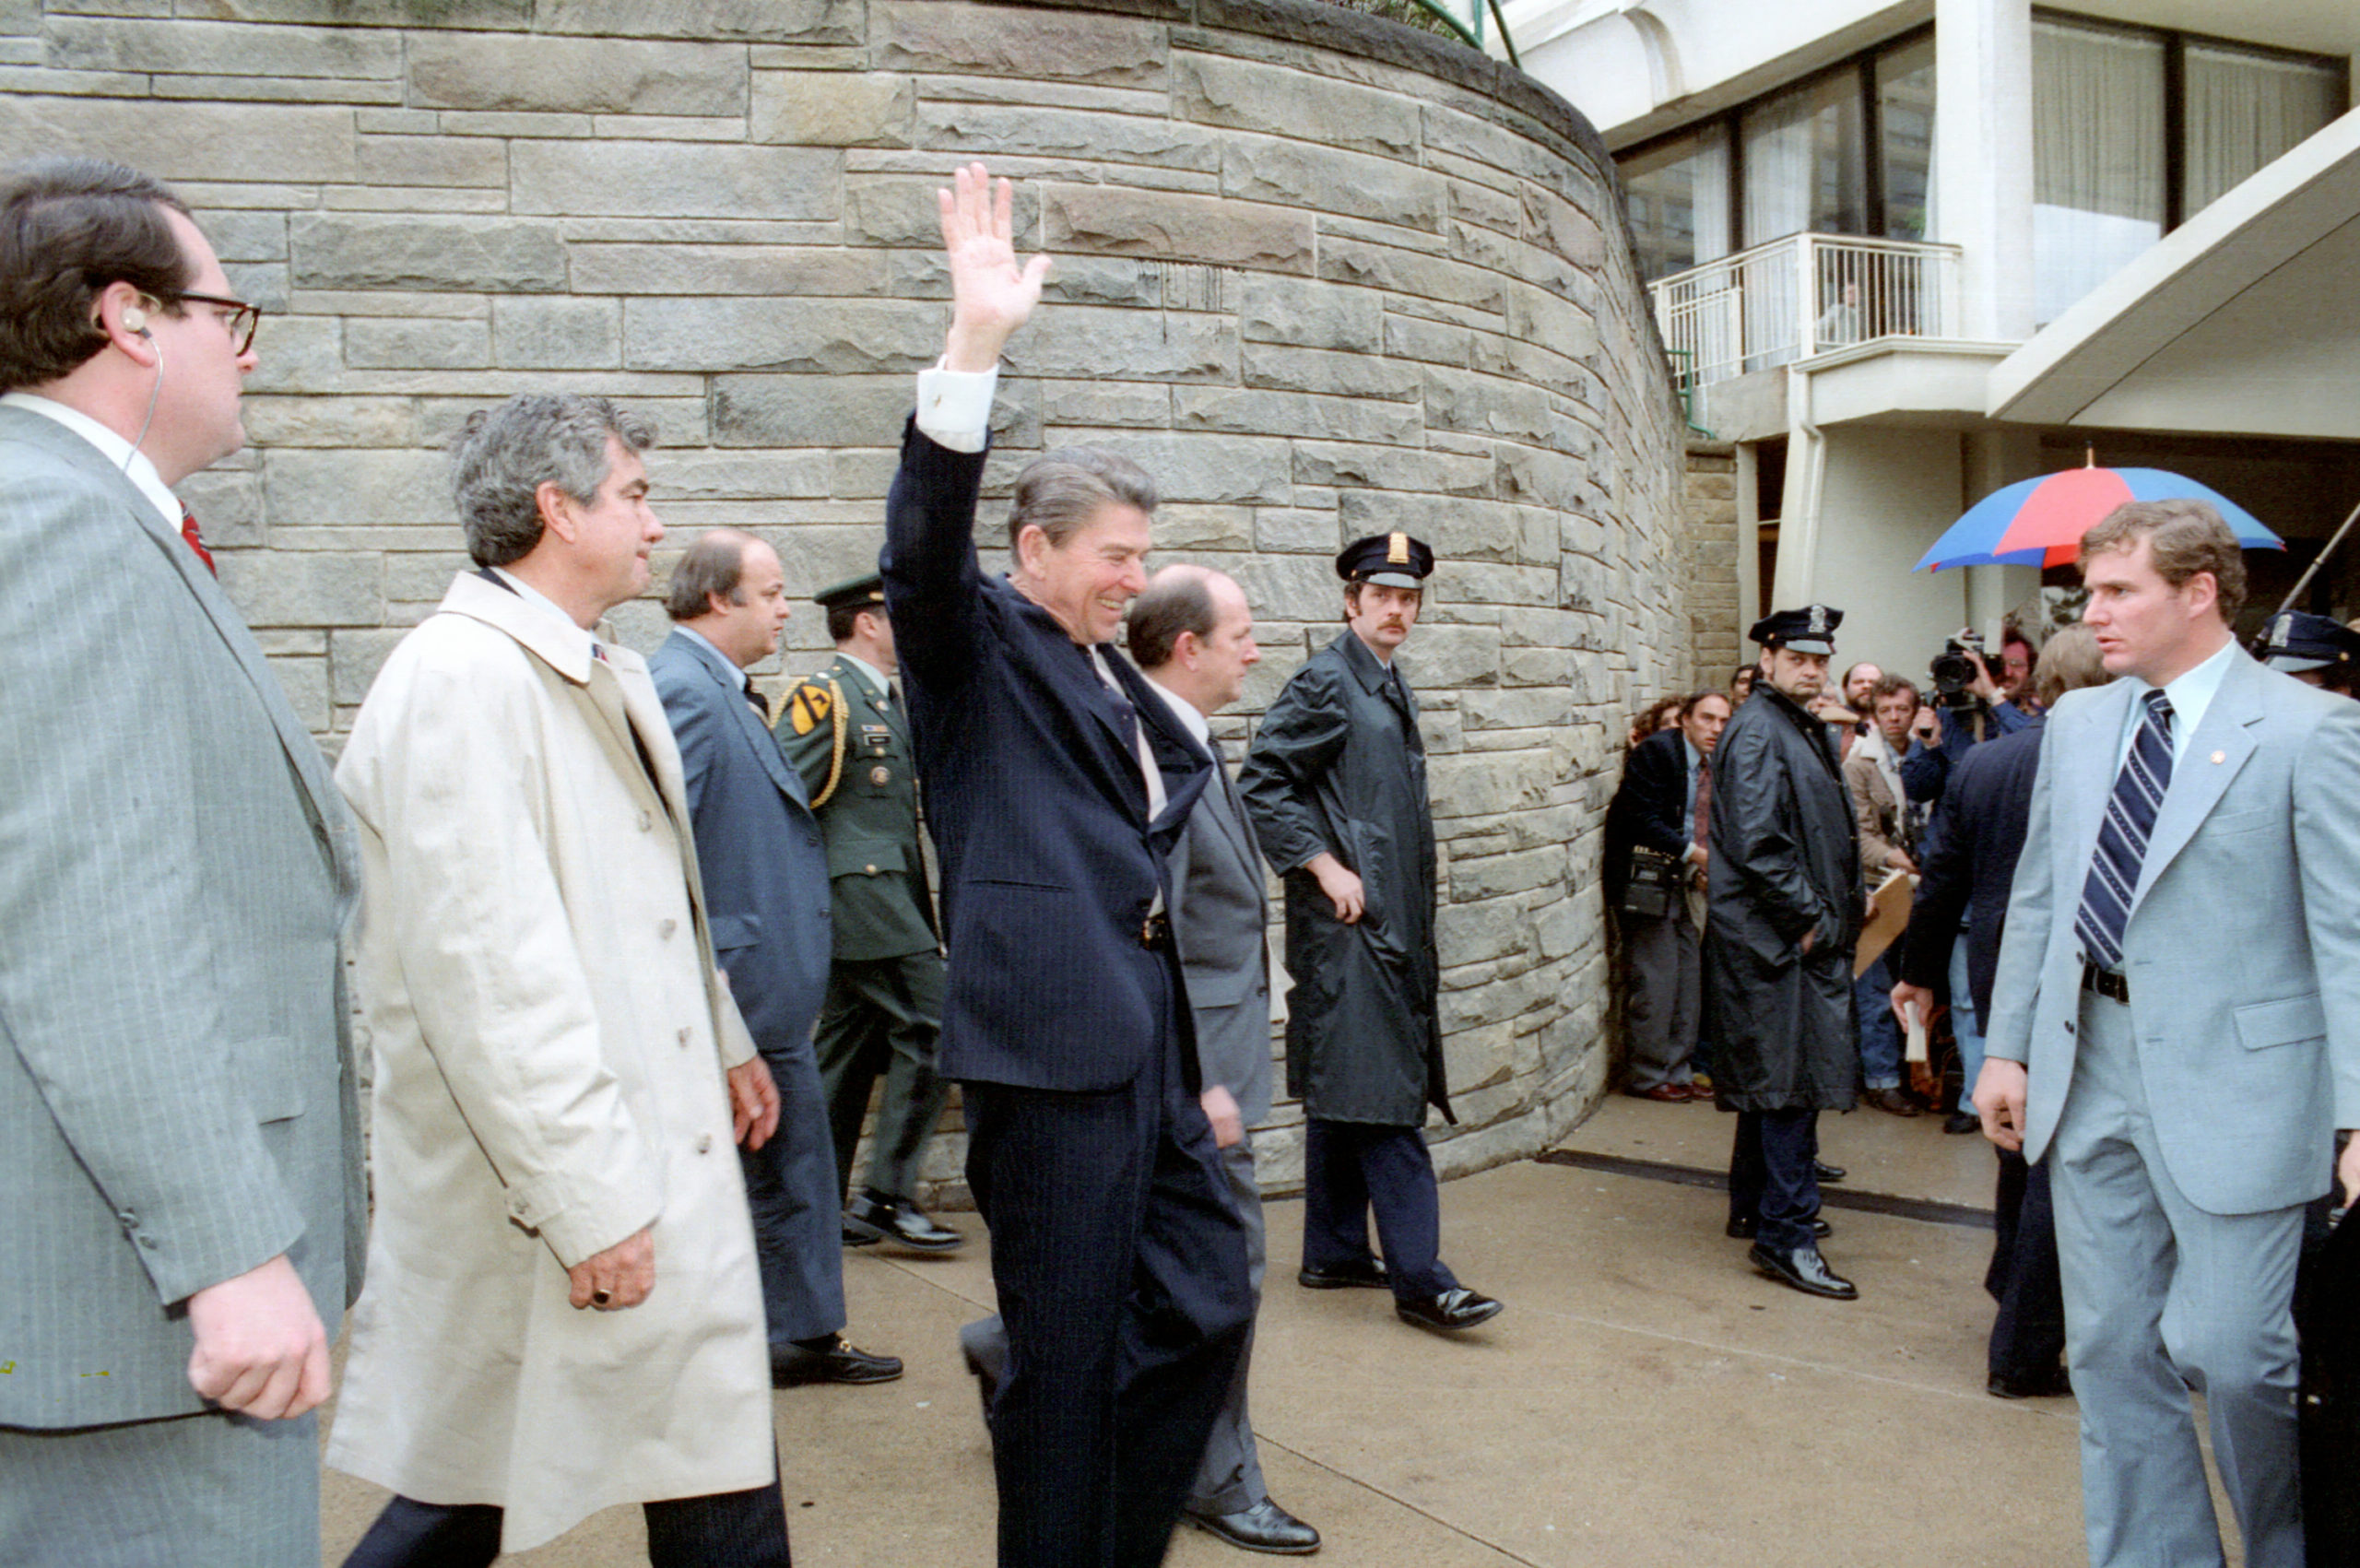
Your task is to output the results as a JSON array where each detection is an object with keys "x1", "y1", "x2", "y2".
[
  {"x1": 179, "y1": 503, "x2": 216, "y2": 576},
  {"x1": 1692, "y1": 757, "x2": 1712, "y2": 848}
]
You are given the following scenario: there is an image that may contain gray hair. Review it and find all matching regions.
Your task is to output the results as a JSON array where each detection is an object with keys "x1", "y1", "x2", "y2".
[
  {"x1": 1006, "y1": 445, "x2": 1156, "y2": 553},
  {"x1": 666, "y1": 529, "x2": 757, "y2": 621},
  {"x1": 1126, "y1": 566, "x2": 1218, "y2": 670},
  {"x1": 450, "y1": 393, "x2": 656, "y2": 568}
]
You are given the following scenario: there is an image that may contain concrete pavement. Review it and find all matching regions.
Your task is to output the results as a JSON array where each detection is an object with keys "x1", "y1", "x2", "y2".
[{"x1": 320, "y1": 1094, "x2": 2122, "y2": 1565}]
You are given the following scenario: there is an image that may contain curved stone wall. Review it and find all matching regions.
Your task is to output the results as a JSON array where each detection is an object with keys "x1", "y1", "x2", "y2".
[{"x1": 3, "y1": 0, "x2": 1692, "y2": 1187}]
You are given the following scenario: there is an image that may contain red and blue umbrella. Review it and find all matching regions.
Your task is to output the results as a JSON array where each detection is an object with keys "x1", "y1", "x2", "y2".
[{"x1": 1915, "y1": 465, "x2": 2283, "y2": 572}]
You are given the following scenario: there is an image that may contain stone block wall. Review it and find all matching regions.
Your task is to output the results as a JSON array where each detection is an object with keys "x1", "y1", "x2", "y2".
[
  {"x1": 3, "y1": 0, "x2": 1691, "y2": 1192},
  {"x1": 1682, "y1": 439, "x2": 1740, "y2": 686}
]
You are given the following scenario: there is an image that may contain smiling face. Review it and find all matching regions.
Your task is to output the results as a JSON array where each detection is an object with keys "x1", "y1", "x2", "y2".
[
  {"x1": 1346, "y1": 581, "x2": 1422, "y2": 658},
  {"x1": 1018, "y1": 501, "x2": 1151, "y2": 645},
  {"x1": 2080, "y1": 536, "x2": 2223, "y2": 686}
]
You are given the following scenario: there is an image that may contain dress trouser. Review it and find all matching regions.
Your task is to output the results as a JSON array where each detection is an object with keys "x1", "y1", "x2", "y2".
[
  {"x1": 815, "y1": 949, "x2": 951, "y2": 1203},
  {"x1": 2050, "y1": 985, "x2": 2306, "y2": 1568},
  {"x1": 1191, "y1": 1133, "x2": 1271, "y2": 1516},
  {"x1": 1620, "y1": 907, "x2": 1701, "y2": 1091},
  {"x1": 1727, "y1": 1108, "x2": 1822, "y2": 1254},
  {"x1": 0, "y1": 1407, "x2": 319, "y2": 1568},
  {"x1": 341, "y1": 1476, "x2": 791, "y2": 1568},
  {"x1": 1987, "y1": 1148, "x2": 2067, "y2": 1384},
  {"x1": 962, "y1": 955, "x2": 1253, "y2": 1568},
  {"x1": 740, "y1": 1028, "x2": 846, "y2": 1346},
  {"x1": 1301, "y1": 1118, "x2": 1458, "y2": 1301},
  {"x1": 1855, "y1": 951, "x2": 1904, "y2": 1091}
]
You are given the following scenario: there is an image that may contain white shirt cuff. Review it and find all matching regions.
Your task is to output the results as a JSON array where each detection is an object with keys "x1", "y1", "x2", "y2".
[{"x1": 915, "y1": 360, "x2": 997, "y2": 454}]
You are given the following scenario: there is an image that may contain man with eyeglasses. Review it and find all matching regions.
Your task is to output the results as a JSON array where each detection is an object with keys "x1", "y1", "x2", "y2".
[{"x1": 0, "y1": 159, "x2": 358, "y2": 1568}]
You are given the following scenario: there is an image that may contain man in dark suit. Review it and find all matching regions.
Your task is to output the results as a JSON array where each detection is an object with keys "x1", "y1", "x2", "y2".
[
  {"x1": 777, "y1": 573, "x2": 961, "y2": 1254},
  {"x1": 0, "y1": 159, "x2": 363, "y2": 1568},
  {"x1": 1241, "y1": 533, "x2": 1503, "y2": 1336},
  {"x1": 885, "y1": 163, "x2": 1251, "y2": 1568},
  {"x1": 653, "y1": 529, "x2": 900, "y2": 1386},
  {"x1": 1979, "y1": 502, "x2": 2360, "y2": 1568},
  {"x1": 1605, "y1": 690, "x2": 1730, "y2": 1102},
  {"x1": 1894, "y1": 624, "x2": 2108, "y2": 1399}
]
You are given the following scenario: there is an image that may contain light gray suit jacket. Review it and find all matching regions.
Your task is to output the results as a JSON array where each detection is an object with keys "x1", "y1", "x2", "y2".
[
  {"x1": 1984, "y1": 648, "x2": 2360, "y2": 1216},
  {"x1": 0, "y1": 405, "x2": 361, "y2": 1428},
  {"x1": 1169, "y1": 741, "x2": 1276, "y2": 1126}
]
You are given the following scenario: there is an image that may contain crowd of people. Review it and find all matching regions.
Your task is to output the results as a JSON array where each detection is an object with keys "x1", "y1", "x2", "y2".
[{"x1": 8, "y1": 144, "x2": 2360, "y2": 1568}]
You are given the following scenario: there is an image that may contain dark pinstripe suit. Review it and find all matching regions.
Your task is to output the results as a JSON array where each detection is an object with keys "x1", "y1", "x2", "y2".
[{"x1": 883, "y1": 419, "x2": 1251, "y2": 1568}]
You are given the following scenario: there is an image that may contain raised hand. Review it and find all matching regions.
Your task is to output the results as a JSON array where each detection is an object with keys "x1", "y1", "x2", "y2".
[{"x1": 938, "y1": 161, "x2": 1053, "y2": 373}]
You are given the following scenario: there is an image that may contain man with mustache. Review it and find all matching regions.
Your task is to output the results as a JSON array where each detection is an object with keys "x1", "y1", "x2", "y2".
[{"x1": 1241, "y1": 534, "x2": 1503, "y2": 1336}]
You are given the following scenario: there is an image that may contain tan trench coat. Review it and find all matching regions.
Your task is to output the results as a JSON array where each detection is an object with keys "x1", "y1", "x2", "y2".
[{"x1": 325, "y1": 573, "x2": 773, "y2": 1552}]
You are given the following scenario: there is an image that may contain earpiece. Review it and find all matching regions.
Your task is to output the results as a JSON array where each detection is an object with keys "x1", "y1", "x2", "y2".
[{"x1": 122, "y1": 304, "x2": 148, "y2": 335}]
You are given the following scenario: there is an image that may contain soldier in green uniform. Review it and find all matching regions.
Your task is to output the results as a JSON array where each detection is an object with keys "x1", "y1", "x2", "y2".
[{"x1": 776, "y1": 573, "x2": 963, "y2": 1252}]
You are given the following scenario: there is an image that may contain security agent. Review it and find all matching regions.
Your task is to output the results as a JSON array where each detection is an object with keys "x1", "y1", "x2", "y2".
[
  {"x1": 776, "y1": 572, "x2": 962, "y2": 1253},
  {"x1": 1703, "y1": 606, "x2": 1865, "y2": 1301},
  {"x1": 2255, "y1": 609, "x2": 2360, "y2": 695},
  {"x1": 1240, "y1": 531, "x2": 1503, "y2": 1336}
]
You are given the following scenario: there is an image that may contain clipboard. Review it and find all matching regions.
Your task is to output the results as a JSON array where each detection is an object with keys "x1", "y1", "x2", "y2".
[{"x1": 1852, "y1": 867, "x2": 1915, "y2": 979}]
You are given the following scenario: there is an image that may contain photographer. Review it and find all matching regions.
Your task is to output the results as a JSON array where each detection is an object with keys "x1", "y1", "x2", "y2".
[{"x1": 1898, "y1": 630, "x2": 2032, "y2": 805}]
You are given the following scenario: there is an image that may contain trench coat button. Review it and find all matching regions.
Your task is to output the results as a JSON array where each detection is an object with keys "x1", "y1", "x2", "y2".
[
  {"x1": 677, "y1": 1026, "x2": 691, "y2": 1046},
  {"x1": 658, "y1": 917, "x2": 678, "y2": 938},
  {"x1": 638, "y1": 810, "x2": 653, "y2": 831},
  {"x1": 696, "y1": 1134, "x2": 713, "y2": 1154},
  {"x1": 2064, "y1": 1021, "x2": 2074, "y2": 1035}
]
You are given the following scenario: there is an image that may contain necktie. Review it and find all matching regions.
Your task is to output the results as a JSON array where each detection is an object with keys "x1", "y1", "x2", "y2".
[
  {"x1": 1089, "y1": 646, "x2": 1167, "y2": 822},
  {"x1": 1692, "y1": 758, "x2": 1712, "y2": 849},
  {"x1": 2075, "y1": 690, "x2": 2174, "y2": 971},
  {"x1": 742, "y1": 678, "x2": 768, "y2": 723},
  {"x1": 180, "y1": 503, "x2": 216, "y2": 576}
]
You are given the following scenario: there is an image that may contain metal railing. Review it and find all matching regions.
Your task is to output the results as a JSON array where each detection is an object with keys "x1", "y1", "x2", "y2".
[{"x1": 1647, "y1": 233, "x2": 1964, "y2": 395}]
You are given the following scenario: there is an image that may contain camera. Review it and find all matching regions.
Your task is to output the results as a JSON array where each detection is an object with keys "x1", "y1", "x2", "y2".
[{"x1": 1929, "y1": 634, "x2": 2003, "y2": 708}]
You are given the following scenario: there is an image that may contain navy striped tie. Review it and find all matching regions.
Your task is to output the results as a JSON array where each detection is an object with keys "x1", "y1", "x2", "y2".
[{"x1": 2075, "y1": 690, "x2": 2174, "y2": 971}]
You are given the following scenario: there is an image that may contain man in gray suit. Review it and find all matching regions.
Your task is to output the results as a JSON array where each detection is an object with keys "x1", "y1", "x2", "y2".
[
  {"x1": 1979, "y1": 500, "x2": 2360, "y2": 1568},
  {"x1": 1132, "y1": 565, "x2": 1320, "y2": 1556},
  {"x1": 0, "y1": 159, "x2": 362, "y2": 1567}
]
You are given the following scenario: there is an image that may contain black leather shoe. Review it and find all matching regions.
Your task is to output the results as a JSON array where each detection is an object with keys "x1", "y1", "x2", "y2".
[
  {"x1": 843, "y1": 1225, "x2": 878, "y2": 1247},
  {"x1": 1726, "y1": 1215, "x2": 1832, "y2": 1240},
  {"x1": 1863, "y1": 1086, "x2": 1921, "y2": 1116},
  {"x1": 771, "y1": 1336, "x2": 903, "y2": 1386},
  {"x1": 1748, "y1": 1243, "x2": 1858, "y2": 1301},
  {"x1": 1298, "y1": 1257, "x2": 1389, "y2": 1291},
  {"x1": 1813, "y1": 1161, "x2": 1847, "y2": 1184},
  {"x1": 1943, "y1": 1111, "x2": 1983, "y2": 1135},
  {"x1": 1186, "y1": 1497, "x2": 1321, "y2": 1555},
  {"x1": 1395, "y1": 1287, "x2": 1504, "y2": 1332},
  {"x1": 844, "y1": 1189, "x2": 965, "y2": 1252},
  {"x1": 1988, "y1": 1364, "x2": 2072, "y2": 1399}
]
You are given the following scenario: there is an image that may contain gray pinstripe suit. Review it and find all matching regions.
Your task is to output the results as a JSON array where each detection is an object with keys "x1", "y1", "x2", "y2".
[{"x1": 0, "y1": 405, "x2": 361, "y2": 1567}]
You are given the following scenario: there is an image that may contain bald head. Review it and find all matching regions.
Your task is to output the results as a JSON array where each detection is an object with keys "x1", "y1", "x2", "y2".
[{"x1": 1127, "y1": 563, "x2": 1257, "y2": 717}]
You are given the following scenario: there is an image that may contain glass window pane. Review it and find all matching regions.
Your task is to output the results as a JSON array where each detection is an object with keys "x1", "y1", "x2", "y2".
[
  {"x1": 2031, "y1": 19, "x2": 2165, "y2": 326},
  {"x1": 1876, "y1": 36, "x2": 1937, "y2": 242},
  {"x1": 1739, "y1": 67, "x2": 1867, "y2": 247},
  {"x1": 2183, "y1": 44, "x2": 2343, "y2": 215},
  {"x1": 1620, "y1": 126, "x2": 1732, "y2": 281}
]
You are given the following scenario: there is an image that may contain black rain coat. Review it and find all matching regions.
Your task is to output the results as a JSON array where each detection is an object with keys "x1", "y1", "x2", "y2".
[
  {"x1": 1240, "y1": 630, "x2": 1450, "y2": 1127},
  {"x1": 1701, "y1": 684, "x2": 1861, "y2": 1113}
]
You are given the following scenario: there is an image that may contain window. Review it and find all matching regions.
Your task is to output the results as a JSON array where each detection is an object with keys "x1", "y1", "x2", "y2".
[
  {"x1": 1622, "y1": 127, "x2": 1732, "y2": 282},
  {"x1": 1740, "y1": 69, "x2": 1869, "y2": 247},
  {"x1": 2183, "y1": 43, "x2": 2343, "y2": 214},
  {"x1": 1876, "y1": 36, "x2": 1938, "y2": 242}
]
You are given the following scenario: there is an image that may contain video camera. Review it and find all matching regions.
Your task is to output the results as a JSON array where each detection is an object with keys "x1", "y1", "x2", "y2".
[{"x1": 1929, "y1": 633, "x2": 2003, "y2": 709}]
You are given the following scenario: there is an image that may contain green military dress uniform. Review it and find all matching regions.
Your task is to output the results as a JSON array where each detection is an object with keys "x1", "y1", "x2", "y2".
[{"x1": 775, "y1": 623, "x2": 953, "y2": 1227}]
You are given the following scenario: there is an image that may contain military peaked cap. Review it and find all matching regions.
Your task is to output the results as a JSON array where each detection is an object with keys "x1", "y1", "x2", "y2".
[{"x1": 816, "y1": 572, "x2": 887, "y2": 613}]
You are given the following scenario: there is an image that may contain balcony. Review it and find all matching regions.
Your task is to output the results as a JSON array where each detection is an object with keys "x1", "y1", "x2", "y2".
[{"x1": 1649, "y1": 234, "x2": 1965, "y2": 414}]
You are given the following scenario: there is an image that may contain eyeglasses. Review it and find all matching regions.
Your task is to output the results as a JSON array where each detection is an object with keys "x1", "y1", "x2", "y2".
[{"x1": 171, "y1": 290, "x2": 262, "y2": 355}]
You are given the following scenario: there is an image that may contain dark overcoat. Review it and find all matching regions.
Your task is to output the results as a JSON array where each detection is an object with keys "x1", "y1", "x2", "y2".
[
  {"x1": 1239, "y1": 630, "x2": 1449, "y2": 1127},
  {"x1": 1702, "y1": 684, "x2": 1861, "y2": 1112}
]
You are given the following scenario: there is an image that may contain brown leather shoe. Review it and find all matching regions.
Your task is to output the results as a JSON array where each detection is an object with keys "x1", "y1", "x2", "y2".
[
  {"x1": 1863, "y1": 1086, "x2": 1921, "y2": 1116},
  {"x1": 1626, "y1": 1083, "x2": 1688, "y2": 1103}
]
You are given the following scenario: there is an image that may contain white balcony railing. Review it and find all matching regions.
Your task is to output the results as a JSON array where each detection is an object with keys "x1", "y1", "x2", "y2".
[{"x1": 1648, "y1": 233, "x2": 1964, "y2": 399}]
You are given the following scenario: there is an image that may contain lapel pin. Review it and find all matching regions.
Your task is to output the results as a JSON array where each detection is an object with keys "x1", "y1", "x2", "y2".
[{"x1": 2211, "y1": 750, "x2": 2224, "y2": 764}]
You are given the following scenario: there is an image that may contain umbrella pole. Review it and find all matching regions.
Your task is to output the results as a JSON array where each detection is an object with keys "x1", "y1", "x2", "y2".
[{"x1": 2272, "y1": 496, "x2": 2360, "y2": 619}]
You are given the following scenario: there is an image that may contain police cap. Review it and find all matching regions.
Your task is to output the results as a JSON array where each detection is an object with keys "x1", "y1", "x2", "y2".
[
  {"x1": 1336, "y1": 532, "x2": 1434, "y2": 590},
  {"x1": 1748, "y1": 604, "x2": 1843, "y2": 655},
  {"x1": 2258, "y1": 610, "x2": 2360, "y2": 675}
]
